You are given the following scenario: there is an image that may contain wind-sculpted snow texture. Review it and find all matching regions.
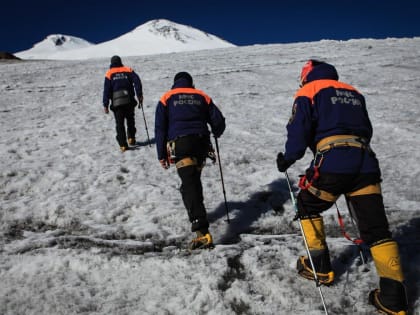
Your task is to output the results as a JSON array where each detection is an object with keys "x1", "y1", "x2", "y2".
[{"x1": 1, "y1": 37, "x2": 419, "y2": 314}]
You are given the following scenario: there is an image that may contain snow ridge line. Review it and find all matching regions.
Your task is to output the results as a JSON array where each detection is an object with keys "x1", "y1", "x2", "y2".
[
  {"x1": 2, "y1": 234, "x2": 176, "y2": 255},
  {"x1": 1, "y1": 231, "x2": 304, "y2": 256}
]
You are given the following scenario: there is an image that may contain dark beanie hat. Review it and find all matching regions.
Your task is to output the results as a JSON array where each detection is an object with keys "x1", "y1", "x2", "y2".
[
  {"x1": 110, "y1": 55, "x2": 123, "y2": 67},
  {"x1": 174, "y1": 72, "x2": 193, "y2": 86}
]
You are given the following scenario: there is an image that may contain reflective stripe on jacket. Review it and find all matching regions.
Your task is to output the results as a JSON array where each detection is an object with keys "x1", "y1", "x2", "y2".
[
  {"x1": 103, "y1": 66, "x2": 142, "y2": 106},
  {"x1": 155, "y1": 84, "x2": 225, "y2": 161},
  {"x1": 284, "y1": 64, "x2": 379, "y2": 173}
]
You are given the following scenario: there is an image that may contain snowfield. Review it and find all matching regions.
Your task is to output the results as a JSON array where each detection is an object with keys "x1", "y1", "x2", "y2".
[{"x1": 1, "y1": 37, "x2": 419, "y2": 314}]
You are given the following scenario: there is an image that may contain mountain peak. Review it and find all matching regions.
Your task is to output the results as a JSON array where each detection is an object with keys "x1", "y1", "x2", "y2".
[
  {"x1": 133, "y1": 19, "x2": 223, "y2": 44},
  {"x1": 38, "y1": 34, "x2": 93, "y2": 49},
  {"x1": 15, "y1": 34, "x2": 94, "y2": 59},
  {"x1": 16, "y1": 19, "x2": 235, "y2": 60},
  {"x1": 51, "y1": 35, "x2": 67, "y2": 46},
  {"x1": 145, "y1": 19, "x2": 195, "y2": 43}
]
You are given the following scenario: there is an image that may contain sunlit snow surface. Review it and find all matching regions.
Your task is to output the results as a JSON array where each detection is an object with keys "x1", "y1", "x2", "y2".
[{"x1": 1, "y1": 38, "x2": 419, "y2": 314}]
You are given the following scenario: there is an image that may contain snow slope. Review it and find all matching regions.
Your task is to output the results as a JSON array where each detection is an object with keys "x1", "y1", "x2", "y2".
[
  {"x1": 1, "y1": 37, "x2": 419, "y2": 314},
  {"x1": 15, "y1": 19, "x2": 235, "y2": 60}
]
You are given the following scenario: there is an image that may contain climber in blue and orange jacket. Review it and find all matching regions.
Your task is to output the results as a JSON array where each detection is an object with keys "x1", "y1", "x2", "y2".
[
  {"x1": 155, "y1": 72, "x2": 225, "y2": 250},
  {"x1": 103, "y1": 55, "x2": 143, "y2": 152},
  {"x1": 277, "y1": 60, "x2": 408, "y2": 315}
]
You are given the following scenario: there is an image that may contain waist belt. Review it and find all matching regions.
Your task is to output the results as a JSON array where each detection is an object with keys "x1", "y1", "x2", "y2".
[
  {"x1": 299, "y1": 135, "x2": 370, "y2": 192},
  {"x1": 316, "y1": 135, "x2": 369, "y2": 153}
]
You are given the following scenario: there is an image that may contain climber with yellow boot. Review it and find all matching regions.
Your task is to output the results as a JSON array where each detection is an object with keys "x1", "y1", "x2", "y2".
[
  {"x1": 277, "y1": 60, "x2": 408, "y2": 314},
  {"x1": 154, "y1": 72, "x2": 225, "y2": 250}
]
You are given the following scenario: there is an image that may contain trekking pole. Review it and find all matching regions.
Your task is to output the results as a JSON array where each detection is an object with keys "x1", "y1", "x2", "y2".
[
  {"x1": 284, "y1": 171, "x2": 329, "y2": 315},
  {"x1": 139, "y1": 101, "x2": 151, "y2": 147},
  {"x1": 214, "y1": 136, "x2": 230, "y2": 223}
]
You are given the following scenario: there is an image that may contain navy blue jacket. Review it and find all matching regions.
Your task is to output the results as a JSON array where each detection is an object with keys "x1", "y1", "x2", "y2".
[
  {"x1": 284, "y1": 63, "x2": 380, "y2": 173},
  {"x1": 155, "y1": 79, "x2": 226, "y2": 160},
  {"x1": 103, "y1": 63, "x2": 142, "y2": 108}
]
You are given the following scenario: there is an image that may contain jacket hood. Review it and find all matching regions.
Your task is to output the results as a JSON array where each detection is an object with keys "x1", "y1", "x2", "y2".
[
  {"x1": 305, "y1": 63, "x2": 339, "y2": 83},
  {"x1": 172, "y1": 72, "x2": 194, "y2": 88},
  {"x1": 110, "y1": 55, "x2": 123, "y2": 68},
  {"x1": 172, "y1": 78, "x2": 194, "y2": 89}
]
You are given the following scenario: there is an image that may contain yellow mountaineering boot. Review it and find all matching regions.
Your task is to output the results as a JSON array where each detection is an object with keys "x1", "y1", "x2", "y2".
[
  {"x1": 189, "y1": 231, "x2": 214, "y2": 250},
  {"x1": 368, "y1": 240, "x2": 408, "y2": 315},
  {"x1": 128, "y1": 138, "x2": 136, "y2": 145},
  {"x1": 297, "y1": 255, "x2": 335, "y2": 285},
  {"x1": 297, "y1": 216, "x2": 334, "y2": 285}
]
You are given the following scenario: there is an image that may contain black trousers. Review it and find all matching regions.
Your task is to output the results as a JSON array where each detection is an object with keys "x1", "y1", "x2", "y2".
[
  {"x1": 112, "y1": 105, "x2": 136, "y2": 147},
  {"x1": 174, "y1": 135, "x2": 210, "y2": 233},
  {"x1": 297, "y1": 172, "x2": 392, "y2": 246}
]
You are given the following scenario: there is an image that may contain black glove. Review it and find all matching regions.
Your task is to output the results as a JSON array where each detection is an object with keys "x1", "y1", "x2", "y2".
[
  {"x1": 276, "y1": 152, "x2": 293, "y2": 172},
  {"x1": 138, "y1": 95, "x2": 143, "y2": 109},
  {"x1": 207, "y1": 143, "x2": 216, "y2": 163}
]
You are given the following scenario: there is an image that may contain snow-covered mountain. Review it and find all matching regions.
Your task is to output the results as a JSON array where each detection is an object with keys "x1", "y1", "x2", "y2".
[
  {"x1": 15, "y1": 34, "x2": 94, "y2": 59},
  {"x1": 15, "y1": 19, "x2": 235, "y2": 60},
  {"x1": 1, "y1": 37, "x2": 419, "y2": 314}
]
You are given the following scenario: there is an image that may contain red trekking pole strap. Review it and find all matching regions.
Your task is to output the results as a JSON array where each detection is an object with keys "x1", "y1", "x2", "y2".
[
  {"x1": 298, "y1": 165, "x2": 320, "y2": 190},
  {"x1": 298, "y1": 153, "x2": 324, "y2": 190},
  {"x1": 336, "y1": 207, "x2": 363, "y2": 245}
]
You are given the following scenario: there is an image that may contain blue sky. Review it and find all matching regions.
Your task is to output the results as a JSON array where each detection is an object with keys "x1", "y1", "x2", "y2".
[{"x1": 2, "y1": 0, "x2": 420, "y2": 53}]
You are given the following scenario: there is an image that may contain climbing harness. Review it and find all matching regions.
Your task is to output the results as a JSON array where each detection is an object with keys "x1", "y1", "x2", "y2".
[{"x1": 298, "y1": 135, "x2": 369, "y2": 198}]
